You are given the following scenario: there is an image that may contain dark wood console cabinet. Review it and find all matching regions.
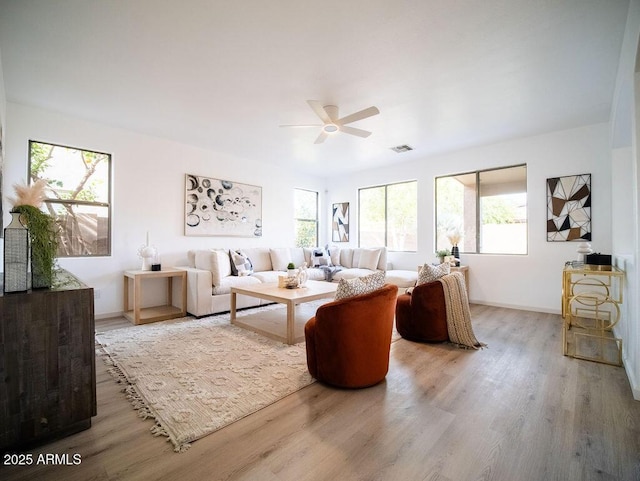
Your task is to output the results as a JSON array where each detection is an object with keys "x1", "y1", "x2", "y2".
[{"x1": 0, "y1": 272, "x2": 96, "y2": 452}]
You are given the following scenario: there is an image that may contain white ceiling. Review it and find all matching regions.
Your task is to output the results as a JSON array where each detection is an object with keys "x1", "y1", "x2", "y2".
[{"x1": 0, "y1": 0, "x2": 631, "y2": 176}]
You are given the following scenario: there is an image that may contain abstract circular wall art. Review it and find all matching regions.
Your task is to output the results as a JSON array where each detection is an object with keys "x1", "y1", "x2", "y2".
[{"x1": 185, "y1": 174, "x2": 262, "y2": 237}]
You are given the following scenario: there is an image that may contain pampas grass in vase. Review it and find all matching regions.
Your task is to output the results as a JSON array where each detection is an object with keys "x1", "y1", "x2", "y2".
[{"x1": 9, "y1": 180, "x2": 59, "y2": 288}]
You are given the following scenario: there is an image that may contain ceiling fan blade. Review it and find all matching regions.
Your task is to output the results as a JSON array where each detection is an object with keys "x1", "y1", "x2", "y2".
[
  {"x1": 337, "y1": 106, "x2": 380, "y2": 125},
  {"x1": 314, "y1": 131, "x2": 329, "y2": 144},
  {"x1": 339, "y1": 125, "x2": 372, "y2": 138},
  {"x1": 307, "y1": 100, "x2": 332, "y2": 124}
]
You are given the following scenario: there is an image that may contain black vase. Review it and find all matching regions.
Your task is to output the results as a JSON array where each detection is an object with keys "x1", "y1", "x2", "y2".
[{"x1": 451, "y1": 245, "x2": 460, "y2": 266}]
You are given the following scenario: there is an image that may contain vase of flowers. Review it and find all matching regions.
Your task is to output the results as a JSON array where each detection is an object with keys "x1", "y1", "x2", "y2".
[{"x1": 447, "y1": 229, "x2": 462, "y2": 265}]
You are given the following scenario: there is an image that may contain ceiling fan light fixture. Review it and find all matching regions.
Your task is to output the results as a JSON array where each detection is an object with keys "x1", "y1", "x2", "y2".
[{"x1": 323, "y1": 124, "x2": 339, "y2": 133}]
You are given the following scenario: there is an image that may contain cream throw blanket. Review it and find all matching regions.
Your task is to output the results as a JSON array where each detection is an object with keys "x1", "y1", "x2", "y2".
[{"x1": 438, "y1": 272, "x2": 486, "y2": 349}]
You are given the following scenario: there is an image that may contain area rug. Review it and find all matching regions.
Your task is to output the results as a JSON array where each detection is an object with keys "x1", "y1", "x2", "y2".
[{"x1": 96, "y1": 303, "x2": 317, "y2": 452}]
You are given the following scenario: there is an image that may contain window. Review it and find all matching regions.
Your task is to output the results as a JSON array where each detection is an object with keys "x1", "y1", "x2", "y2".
[
  {"x1": 436, "y1": 165, "x2": 527, "y2": 255},
  {"x1": 359, "y1": 180, "x2": 417, "y2": 251},
  {"x1": 29, "y1": 140, "x2": 112, "y2": 257},
  {"x1": 294, "y1": 188, "x2": 318, "y2": 247}
]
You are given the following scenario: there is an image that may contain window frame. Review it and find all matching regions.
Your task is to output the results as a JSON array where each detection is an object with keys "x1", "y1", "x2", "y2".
[
  {"x1": 358, "y1": 179, "x2": 418, "y2": 252},
  {"x1": 293, "y1": 188, "x2": 319, "y2": 248},
  {"x1": 435, "y1": 164, "x2": 527, "y2": 255},
  {"x1": 28, "y1": 139, "x2": 113, "y2": 258}
]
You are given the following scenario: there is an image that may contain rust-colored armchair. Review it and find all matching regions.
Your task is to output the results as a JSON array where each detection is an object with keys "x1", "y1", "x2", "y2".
[
  {"x1": 304, "y1": 284, "x2": 398, "y2": 388},
  {"x1": 395, "y1": 280, "x2": 449, "y2": 342}
]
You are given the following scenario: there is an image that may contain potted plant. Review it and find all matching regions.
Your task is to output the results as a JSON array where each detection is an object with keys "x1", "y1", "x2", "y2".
[
  {"x1": 436, "y1": 249, "x2": 450, "y2": 264},
  {"x1": 9, "y1": 180, "x2": 59, "y2": 288},
  {"x1": 287, "y1": 262, "x2": 297, "y2": 277}
]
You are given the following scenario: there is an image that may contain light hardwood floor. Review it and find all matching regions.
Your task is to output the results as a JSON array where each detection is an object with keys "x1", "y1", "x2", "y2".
[{"x1": 2, "y1": 305, "x2": 639, "y2": 481}]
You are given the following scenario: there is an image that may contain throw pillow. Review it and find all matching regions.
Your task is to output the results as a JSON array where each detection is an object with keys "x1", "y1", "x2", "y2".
[
  {"x1": 335, "y1": 270, "x2": 386, "y2": 300},
  {"x1": 229, "y1": 250, "x2": 253, "y2": 276},
  {"x1": 357, "y1": 248, "x2": 381, "y2": 271},
  {"x1": 416, "y1": 262, "x2": 450, "y2": 285},
  {"x1": 269, "y1": 248, "x2": 292, "y2": 271},
  {"x1": 328, "y1": 247, "x2": 341, "y2": 267},
  {"x1": 312, "y1": 248, "x2": 332, "y2": 267},
  {"x1": 195, "y1": 249, "x2": 231, "y2": 286}
]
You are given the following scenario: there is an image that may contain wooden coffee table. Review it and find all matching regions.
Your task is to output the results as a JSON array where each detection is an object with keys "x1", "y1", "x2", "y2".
[{"x1": 230, "y1": 280, "x2": 337, "y2": 344}]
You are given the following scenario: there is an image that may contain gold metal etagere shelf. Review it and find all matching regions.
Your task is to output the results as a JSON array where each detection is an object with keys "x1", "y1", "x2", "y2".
[{"x1": 561, "y1": 263, "x2": 624, "y2": 366}]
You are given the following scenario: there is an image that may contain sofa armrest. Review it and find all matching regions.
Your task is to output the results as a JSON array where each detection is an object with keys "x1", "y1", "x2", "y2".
[{"x1": 179, "y1": 266, "x2": 214, "y2": 317}]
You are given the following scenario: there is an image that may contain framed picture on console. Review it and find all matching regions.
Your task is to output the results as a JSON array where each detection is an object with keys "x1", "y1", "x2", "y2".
[
  {"x1": 332, "y1": 202, "x2": 349, "y2": 242},
  {"x1": 185, "y1": 174, "x2": 262, "y2": 237}
]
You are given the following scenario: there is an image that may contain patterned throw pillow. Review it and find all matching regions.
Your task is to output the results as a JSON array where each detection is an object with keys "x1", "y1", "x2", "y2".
[
  {"x1": 335, "y1": 270, "x2": 386, "y2": 300},
  {"x1": 416, "y1": 262, "x2": 450, "y2": 285},
  {"x1": 230, "y1": 250, "x2": 253, "y2": 276},
  {"x1": 312, "y1": 248, "x2": 332, "y2": 267}
]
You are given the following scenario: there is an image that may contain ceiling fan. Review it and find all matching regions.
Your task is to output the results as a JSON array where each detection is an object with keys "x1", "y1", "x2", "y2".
[{"x1": 280, "y1": 100, "x2": 380, "y2": 144}]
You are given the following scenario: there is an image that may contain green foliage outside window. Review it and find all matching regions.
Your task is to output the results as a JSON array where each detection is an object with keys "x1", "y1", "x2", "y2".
[{"x1": 29, "y1": 140, "x2": 111, "y2": 257}]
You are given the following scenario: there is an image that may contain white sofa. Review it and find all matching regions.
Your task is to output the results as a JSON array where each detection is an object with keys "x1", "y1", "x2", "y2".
[{"x1": 180, "y1": 246, "x2": 388, "y2": 317}]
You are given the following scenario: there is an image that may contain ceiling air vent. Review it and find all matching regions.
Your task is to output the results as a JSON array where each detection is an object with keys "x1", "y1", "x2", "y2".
[{"x1": 390, "y1": 144, "x2": 414, "y2": 153}]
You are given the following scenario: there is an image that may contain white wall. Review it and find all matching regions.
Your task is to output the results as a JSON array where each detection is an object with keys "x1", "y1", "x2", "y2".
[
  {"x1": 1, "y1": 103, "x2": 326, "y2": 318},
  {"x1": 610, "y1": 0, "x2": 640, "y2": 400},
  {"x1": 325, "y1": 123, "x2": 612, "y2": 314},
  {"x1": 0, "y1": 46, "x2": 6, "y2": 131}
]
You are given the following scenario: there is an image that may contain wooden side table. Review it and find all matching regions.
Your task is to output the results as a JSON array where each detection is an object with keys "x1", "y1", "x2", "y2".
[
  {"x1": 123, "y1": 267, "x2": 187, "y2": 324},
  {"x1": 451, "y1": 266, "x2": 469, "y2": 295}
]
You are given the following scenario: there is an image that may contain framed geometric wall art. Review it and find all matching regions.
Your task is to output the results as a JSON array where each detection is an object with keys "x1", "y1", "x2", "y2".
[
  {"x1": 546, "y1": 173, "x2": 591, "y2": 241},
  {"x1": 332, "y1": 202, "x2": 349, "y2": 242},
  {"x1": 185, "y1": 174, "x2": 262, "y2": 237}
]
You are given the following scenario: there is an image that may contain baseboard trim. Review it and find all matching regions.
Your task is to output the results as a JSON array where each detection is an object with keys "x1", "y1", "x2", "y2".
[
  {"x1": 96, "y1": 311, "x2": 125, "y2": 320},
  {"x1": 622, "y1": 356, "x2": 640, "y2": 401},
  {"x1": 470, "y1": 300, "x2": 561, "y2": 315}
]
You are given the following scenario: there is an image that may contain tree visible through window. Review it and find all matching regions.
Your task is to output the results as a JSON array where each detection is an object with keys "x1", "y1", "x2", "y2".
[
  {"x1": 29, "y1": 140, "x2": 111, "y2": 257},
  {"x1": 294, "y1": 188, "x2": 318, "y2": 247},
  {"x1": 436, "y1": 165, "x2": 527, "y2": 255},
  {"x1": 359, "y1": 180, "x2": 417, "y2": 251}
]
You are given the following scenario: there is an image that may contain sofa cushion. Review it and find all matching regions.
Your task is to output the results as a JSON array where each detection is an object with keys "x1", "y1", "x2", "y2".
[
  {"x1": 339, "y1": 248, "x2": 354, "y2": 268},
  {"x1": 335, "y1": 270, "x2": 386, "y2": 300},
  {"x1": 290, "y1": 248, "x2": 306, "y2": 268},
  {"x1": 213, "y1": 274, "x2": 261, "y2": 295},
  {"x1": 251, "y1": 271, "x2": 282, "y2": 283},
  {"x1": 386, "y1": 269, "x2": 418, "y2": 288},
  {"x1": 358, "y1": 248, "x2": 382, "y2": 271},
  {"x1": 416, "y1": 262, "x2": 450, "y2": 286},
  {"x1": 328, "y1": 247, "x2": 341, "y2": 267},
  {"x1": 270, "y1": 248, "x2": 292, "y2": 271},
  {"x1": 230, "y1": 250, "x2": 253, "y2": 276},
  {"x1": 241, "y1": 247, "x2": 272, "y2": 272},
  {"x1": 303, "y1": 248, "x2": 314, "y2": 268},
  {"x1": 332, "y1": 268, "x2": 376, "y2": 282},
  {"x1": 306, "y1": 268, "x2": 325, "y2": 281},
  {"x1": 195, "y1": 249, "x2": 231, "y2": 286}
]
